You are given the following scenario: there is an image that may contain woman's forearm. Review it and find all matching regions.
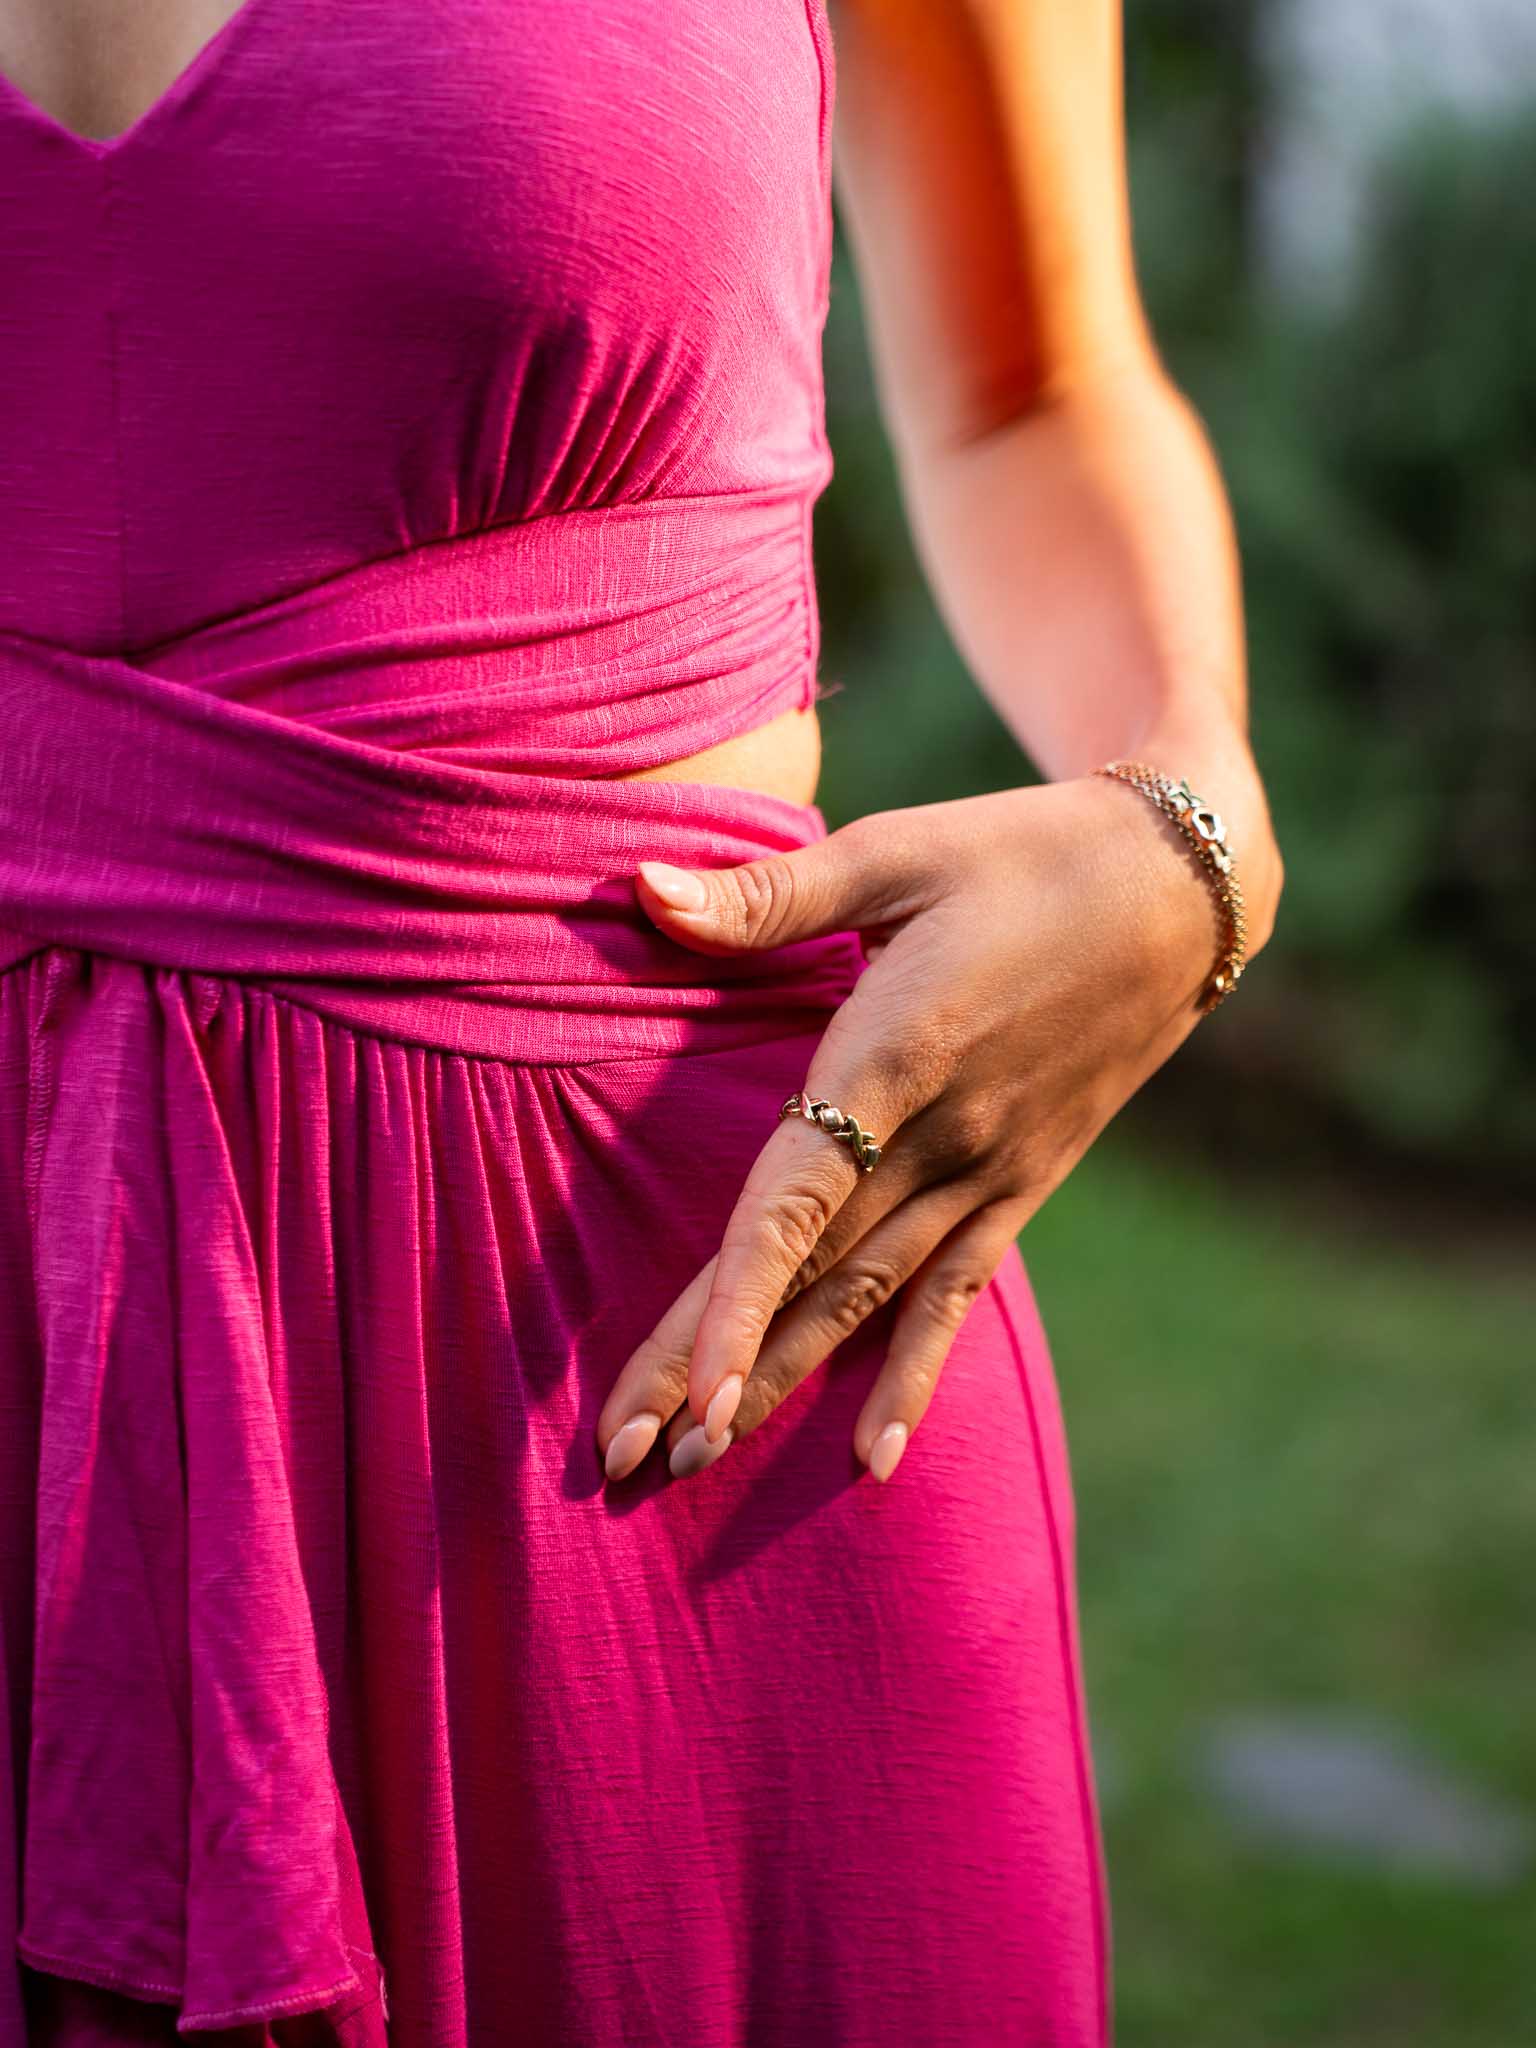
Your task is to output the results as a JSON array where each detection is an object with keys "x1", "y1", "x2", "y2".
[{"x1": 888, "y1": 358, "x2": 1285, "y2": 952}]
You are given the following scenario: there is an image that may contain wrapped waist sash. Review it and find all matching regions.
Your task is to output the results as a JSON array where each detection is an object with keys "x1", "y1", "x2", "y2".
[{"x1": 0, "y1": 495, "x2": 860, "y2": 1064}]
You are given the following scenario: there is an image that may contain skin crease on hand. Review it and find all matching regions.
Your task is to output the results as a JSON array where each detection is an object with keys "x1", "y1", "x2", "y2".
[{"x1": 594, "y1": 0, "x2": 1287, "y2": 1490}]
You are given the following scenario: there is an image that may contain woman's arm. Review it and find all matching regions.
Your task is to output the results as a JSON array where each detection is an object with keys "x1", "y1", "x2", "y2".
[
  {"x1": 828, "y1": 0, "x2": 1284, "y2": 943},
  {"x1": 596, "y1": 0, "x2": 1287, "y2": 1486}
]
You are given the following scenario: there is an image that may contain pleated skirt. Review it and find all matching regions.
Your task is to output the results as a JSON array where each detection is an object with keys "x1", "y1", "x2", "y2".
[{"x1": 0, "y1": 939, "x2": 1109, "y2": 2047}]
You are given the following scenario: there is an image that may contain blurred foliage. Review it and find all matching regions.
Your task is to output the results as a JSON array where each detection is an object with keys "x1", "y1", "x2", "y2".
[
  {"x1": 814, "y1": 8, "x2": 1536, "y2": 1196},
  {"x1": 1206, "y1": 108, "x2": 1536, "y2": 1186},
  {"x1": 1025, "y1": 1130, "x2": 1536, "y2": 2048}
]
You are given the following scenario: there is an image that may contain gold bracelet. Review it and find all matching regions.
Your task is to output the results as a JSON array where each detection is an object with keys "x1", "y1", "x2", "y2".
[{"x1": 1092, "y1": 758, "x2": 1249, "y2": 1014}]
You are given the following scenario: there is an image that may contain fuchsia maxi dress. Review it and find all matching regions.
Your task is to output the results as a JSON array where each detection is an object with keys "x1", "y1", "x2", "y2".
[{"x1": 0, "y1": 0, "x2": 1110, "y2": 2040}]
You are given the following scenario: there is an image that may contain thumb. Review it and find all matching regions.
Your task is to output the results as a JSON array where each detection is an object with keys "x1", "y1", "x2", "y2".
[{"x1": 634, "y1": 815, "x2": 930, "y2": 956}]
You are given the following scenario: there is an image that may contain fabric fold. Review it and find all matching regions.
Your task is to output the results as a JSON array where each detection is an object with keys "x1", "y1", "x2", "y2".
[
  {"x1": 15, "y1": 956, "x2": 380, "y2": 2034},
  {"x1": 0, "y1": 591, "x2": 862, "y2": 1065}
]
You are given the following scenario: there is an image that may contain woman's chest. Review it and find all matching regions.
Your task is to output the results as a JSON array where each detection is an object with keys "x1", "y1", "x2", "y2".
[{"x1": 0, "y1": 0, "x2": 834, "y2": 650}]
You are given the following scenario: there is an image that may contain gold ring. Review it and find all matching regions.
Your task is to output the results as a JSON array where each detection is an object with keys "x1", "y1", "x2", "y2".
[{"x1": 778, "y1": 1089, "x2": 883, "y2": 1174}]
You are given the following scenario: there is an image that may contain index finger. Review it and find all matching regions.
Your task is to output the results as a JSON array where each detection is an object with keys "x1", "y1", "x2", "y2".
[{"x1": 687, "y1": 1063, "x2": 909, "y2": 1442}]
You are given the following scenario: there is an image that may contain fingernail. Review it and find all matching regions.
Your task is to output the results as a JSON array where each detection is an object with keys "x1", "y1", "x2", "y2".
[
  {"x1": 604, "y1": 1413, "x2": 663, "y2": 1482},
  {"x1": 638, "y1": 861, "x2": 707, "y2": 912},
  {"x1": 868, "y1": 1421, "x2": 909, "y2": 1483},
  {"x1": 704, "y1": 1372, "x2": 744, "y2": 1445},
  {"x1": 669, "y1": 1423, "x2": 734, "y2": 1479}
]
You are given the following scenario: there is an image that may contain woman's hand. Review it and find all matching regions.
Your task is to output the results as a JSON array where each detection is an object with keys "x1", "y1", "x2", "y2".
[{"x1": 595, "y1": 774, "x2": 1238, "y2": 1487}]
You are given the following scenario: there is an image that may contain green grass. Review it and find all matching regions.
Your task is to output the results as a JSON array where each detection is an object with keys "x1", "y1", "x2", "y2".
[{"x1": 1020, "y1": 1126, "x2": 1536, "y2": 2048}]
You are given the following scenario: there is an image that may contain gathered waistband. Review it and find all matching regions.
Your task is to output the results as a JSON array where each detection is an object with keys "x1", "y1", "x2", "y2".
[
  {"x1": 0, "y1": 503, "x2": 859, "y2": 1064},
  {"x1": 100, "y1": 490, "x2": 820, "y2": 778}
]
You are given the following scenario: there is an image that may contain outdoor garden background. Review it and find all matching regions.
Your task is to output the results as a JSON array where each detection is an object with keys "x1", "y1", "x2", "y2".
[{"x1": 812, "y1": 3, "x2": 1536, "y2": 2040}]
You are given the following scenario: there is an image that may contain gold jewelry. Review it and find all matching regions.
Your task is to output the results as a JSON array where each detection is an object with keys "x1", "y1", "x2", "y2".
[
  {"x1": 1093, "y1": 758, "x2": 1249, "y2": 1013},
  {"x1": 778, "y1": 1090, "x2": 883, "y2": 1173}
]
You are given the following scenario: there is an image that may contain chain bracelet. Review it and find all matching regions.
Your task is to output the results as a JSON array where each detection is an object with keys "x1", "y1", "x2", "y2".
[{"x1": 1092, "y1": 758, "x2": 1249, "y2": 1014}]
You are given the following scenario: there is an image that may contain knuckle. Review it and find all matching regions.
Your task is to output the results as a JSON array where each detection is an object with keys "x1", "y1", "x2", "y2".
[
  {"x1": 781, "y1": 1237, "x2": 838, "y2": 1303},
  {"x1": 825, "y1": 1259, "x2": 906, "y2": 1337},
  {"x1": 938, "y1": 1095, "x2": 1000, "y2": 1165},
  {"x1": 869, "y1": 1018, "x2": 963, "y2": 1110},
  {"x1": 723, "y1": 857, "x2": 797, "y2": 945},
  {"x1": 862, "y1": 1035, "x2": 916, "y2": 1106},
  {"x1": 920, "y1": 1266, "x2": 989, "y2": 1331},
  {"x1": 758, "y1": 1181, "x2": 839, "y2": 1270}
]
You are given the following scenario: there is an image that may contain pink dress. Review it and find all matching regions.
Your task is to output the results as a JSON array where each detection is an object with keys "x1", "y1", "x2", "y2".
[{"x1": 0, "y1": 1, "x2": 1110, "y2": 2041}]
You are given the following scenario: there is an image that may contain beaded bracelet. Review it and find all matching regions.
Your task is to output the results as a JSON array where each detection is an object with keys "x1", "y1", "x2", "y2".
[{"x1": 1092, "y1": 758, "x2": 1249, "y2": 1014}]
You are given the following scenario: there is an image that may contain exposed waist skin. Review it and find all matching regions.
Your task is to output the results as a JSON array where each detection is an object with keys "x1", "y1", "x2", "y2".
[{"x1": 612, "y1": 701, "x2": 821, "y2": 806}]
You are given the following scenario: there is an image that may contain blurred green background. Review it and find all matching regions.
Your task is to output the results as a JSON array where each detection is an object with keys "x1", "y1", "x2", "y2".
[{"x1": 813, "y1": 3, "x2": 1536, "y2": 2040}]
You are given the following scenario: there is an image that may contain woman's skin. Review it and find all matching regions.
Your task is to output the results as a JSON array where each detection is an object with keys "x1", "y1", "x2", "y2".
[
  {"x1": 597, "y1": 0, "x2": 1287, "y2": 1485},
  {"x1": 1, "y1": 0, "x2": 239, "y2": 136}
]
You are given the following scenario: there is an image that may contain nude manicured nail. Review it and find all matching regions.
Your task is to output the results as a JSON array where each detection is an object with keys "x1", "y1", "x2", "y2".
[
  {"x1": 868, "y1": 1422, "x2": 909, "y2": 1483},
  {"x1": 704, "y1": 1372, "x2": 744, "y2": 1444},
  {"x1": 670, "y1": 1423, "x2": 734, "y2": 1479},
  {"x1": 638, "y1": 861, "x2": 706, "y2": 911},
  {"x1": 604, "y1": 1413, "x2": 663, "y2": 1482}
]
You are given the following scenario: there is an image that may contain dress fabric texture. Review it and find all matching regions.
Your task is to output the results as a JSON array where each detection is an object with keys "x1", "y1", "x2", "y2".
[{"x1": 0, "y1": 1, "x2": 1110, "y2": 2042}]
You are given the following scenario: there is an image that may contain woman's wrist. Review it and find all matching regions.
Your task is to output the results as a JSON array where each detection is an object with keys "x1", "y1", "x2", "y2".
[
  {"x1": 1102, "y1": 711, "x2": 1284, "y2": 959},
  {"x1": 1090, "y1": 760, "x2": 1252, "y2": 1011},
  {"x1": 1040, "y1": 714, "x2": 1282, "y2": 1019}
]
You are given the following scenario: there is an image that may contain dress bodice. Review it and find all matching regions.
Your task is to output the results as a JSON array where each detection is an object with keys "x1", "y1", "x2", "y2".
[{"x1": 0, "y1": 0, "x2": 837, "y2": 769}]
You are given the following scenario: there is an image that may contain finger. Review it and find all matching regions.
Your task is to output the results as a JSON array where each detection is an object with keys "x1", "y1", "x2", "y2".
[
  {"x1": 853, "y1": 1200, "x2": 1029, "y2": 1482},
  {"x1": 596, "y1": 1255, "x2": 717, "y2": 1481},
  {"x1": 596, "y1": 1050, "x2": 938, "y2": 1480},
  {"x1": 685, "y1": 1047, "x2": 922, "y2": 1443},
  {"x1": 664, "y1": 1180, "x2": 977, "y2": 1462},
  {"x1": 634, "y1": 809, "x2": 941, "y2": 959},
  {"x1": 769, "y1": 1084, "x2": 1002, "y2": 1313}
]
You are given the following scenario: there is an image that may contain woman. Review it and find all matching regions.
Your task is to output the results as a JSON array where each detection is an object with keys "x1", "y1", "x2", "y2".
[{"x1": 0, "y1": 0, "x2": 1282, "y2": 2042}]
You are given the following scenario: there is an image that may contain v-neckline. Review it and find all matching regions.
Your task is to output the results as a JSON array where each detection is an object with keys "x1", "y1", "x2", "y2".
[{"x1": 0, "y1": 0, "x2": 274, "y2": 163}]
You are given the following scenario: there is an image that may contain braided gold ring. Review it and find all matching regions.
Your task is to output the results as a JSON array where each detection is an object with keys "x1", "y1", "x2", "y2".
[{"x1": 778, "y1": 1089, "x2": 883, "y2": 1174}]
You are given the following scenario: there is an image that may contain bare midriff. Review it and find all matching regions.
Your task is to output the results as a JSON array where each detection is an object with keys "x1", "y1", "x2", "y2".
[{"x1": 612, "y1": 702, "x2": 822, "y2": 807}]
